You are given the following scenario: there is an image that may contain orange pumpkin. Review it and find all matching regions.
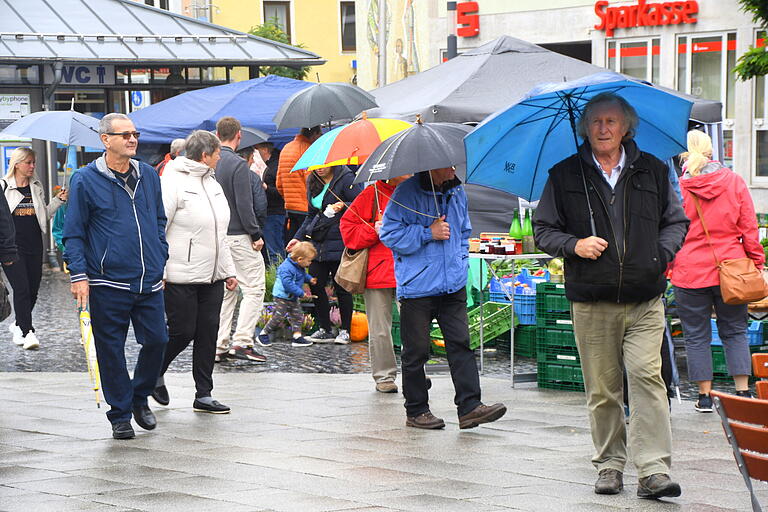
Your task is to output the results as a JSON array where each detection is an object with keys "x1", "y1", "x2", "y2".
[{"x1": 350, "y1": 311, "x2": 369, "y2": 341}]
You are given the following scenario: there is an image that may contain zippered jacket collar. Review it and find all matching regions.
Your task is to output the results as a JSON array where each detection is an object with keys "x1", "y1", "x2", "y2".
[{"x1": 94, "y1": 153, "x2": 141, "y2": 181}]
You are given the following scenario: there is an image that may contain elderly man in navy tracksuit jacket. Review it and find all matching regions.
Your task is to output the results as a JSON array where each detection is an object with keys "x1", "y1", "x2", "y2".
[{"x1": 64, "y1": 113, "x2": 168, "y2": 440}]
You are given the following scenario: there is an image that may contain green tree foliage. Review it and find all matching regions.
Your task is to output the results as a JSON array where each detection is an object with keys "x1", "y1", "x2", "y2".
[
  {"x1": 249, "y1": 19, "x2": 310, "y2": 80},
  {"x1": 734, "y1": 0, "x2": 768, "y2": 80}
]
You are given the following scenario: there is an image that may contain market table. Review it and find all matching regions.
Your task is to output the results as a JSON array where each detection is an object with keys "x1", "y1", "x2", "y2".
[{"x1": 469, "y1": 253, "x2": 553, "y2": 386}]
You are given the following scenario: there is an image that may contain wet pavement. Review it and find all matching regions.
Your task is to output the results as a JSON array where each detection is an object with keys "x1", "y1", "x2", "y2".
[
  {"x1": 0, "y1": 269, "x2": 737, "y2": 400},
  {"x1": 1, "y1": 372, "x2": 766, "y2": 512}
]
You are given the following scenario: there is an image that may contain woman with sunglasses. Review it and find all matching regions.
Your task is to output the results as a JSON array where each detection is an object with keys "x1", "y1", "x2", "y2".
[{"x1": 2, "y1": 147, "x2": 67, "y2": 349}]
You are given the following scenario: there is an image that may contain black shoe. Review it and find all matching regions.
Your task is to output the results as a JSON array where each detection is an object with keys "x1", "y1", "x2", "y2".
[
  {"x1": 736, "y1": 390, "x2": 754, "y2": 399},
  {"x1": 111, "y1": 421, "x2": 135, "y2": 440},
  {"x1": 151, "y1": 385, "x2": 169, "y2": 406},
  {"x1": 694, "y1": 393, "x2": 713, "y2": 413},
  {"x1": 132, "y1": 404, "x2": 157, "y2": 430},
  {"x1": 594, "y1": 468, "x2": 623, "y2": 495},
  {"x1": 193, "y1": 398, "x2": 231, "y2": 414},
  {"x1": 637, "y1": 474, "x2": 681, "y2": 499}
]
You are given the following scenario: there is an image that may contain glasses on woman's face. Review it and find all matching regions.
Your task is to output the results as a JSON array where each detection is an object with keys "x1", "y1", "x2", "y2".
[{"x1": 106, "y1": 131, "x2": 140, "y2": 140}]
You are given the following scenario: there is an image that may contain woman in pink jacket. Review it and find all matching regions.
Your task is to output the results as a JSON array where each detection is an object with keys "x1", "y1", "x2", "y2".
[{"x1": 670, "y1": 130, "x2": 764, "y2": 412}]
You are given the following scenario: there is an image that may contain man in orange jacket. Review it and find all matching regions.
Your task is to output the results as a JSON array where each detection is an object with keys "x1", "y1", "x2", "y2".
[{"x1": 276, "y1": 126, "x2": 322, "y2": 242}]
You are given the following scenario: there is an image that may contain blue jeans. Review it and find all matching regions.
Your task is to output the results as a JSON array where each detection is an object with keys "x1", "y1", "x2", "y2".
[
  {"x1": 264, "y1": 214, "x2": 286, "y2": 264},
  {"x1": 89, "y1": 286, "x2": 168, "y2": 424}
]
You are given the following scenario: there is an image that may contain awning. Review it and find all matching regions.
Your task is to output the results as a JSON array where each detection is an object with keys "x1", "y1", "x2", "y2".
[{"x1": 0, "y1": 0, "x2": 325, "y2": 67}]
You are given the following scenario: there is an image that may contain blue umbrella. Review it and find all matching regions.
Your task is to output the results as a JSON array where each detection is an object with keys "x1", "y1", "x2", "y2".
[
  {"x1": 0, "y1": 109, "x2": 101, "y2": 147},
  {"x1": 464, "y1": 72, "x2": 693, "y2": 206},
  {"x1": 129, "y1": 75, "x2": 314, "y2": 146}
]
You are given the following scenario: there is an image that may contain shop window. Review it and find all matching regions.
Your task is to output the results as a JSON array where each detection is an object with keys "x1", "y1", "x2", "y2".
[
  {"x1": 340, "y1": 1, "x2": 356, "y2": 52},
  {"x1": 677, "y1": 32, "x2": 737, "y2": 172},
  {"x1": 676, "y1": 32, "x2": 736, "y2": 117},
  {"x1": 606, "y1": 38, "x2": 660, "y2": 83},
  {"x1": 264, "y1": 1, "x2": 291, "y2": 41},
  {"x1": 144, "y1": 0, "x2": 169, "y2": 9},
  {"x1": 0, "y1": 65, "x2": 39, "y2": 85}
]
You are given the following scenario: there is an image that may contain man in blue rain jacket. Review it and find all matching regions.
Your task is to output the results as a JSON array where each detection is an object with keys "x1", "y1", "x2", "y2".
[
  {"x1": 380, "y1": 168, "x2": 506, "y2": 430},
  {"x1": 63, "y1": 113, "x2": 168, "y2": 440}
]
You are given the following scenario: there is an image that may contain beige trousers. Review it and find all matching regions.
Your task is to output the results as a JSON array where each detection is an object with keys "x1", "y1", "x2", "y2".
[
  {"x1": 363, "y1": 287, "x2": 397, "y2": 384},
  {"x1": 217, "y1": 235, "x2": 265, "y2": 352},
  {"x1": 571, "y1": 296, "x2": 672, "y2": 478}
]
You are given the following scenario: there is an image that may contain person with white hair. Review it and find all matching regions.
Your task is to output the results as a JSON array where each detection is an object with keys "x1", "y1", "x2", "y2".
[
  {"x1": 151, "y1": 130, "x2": 238, "y2": 414},
  {"x1": 155, "y1": 138, "x2": 186, "y2": 175}
]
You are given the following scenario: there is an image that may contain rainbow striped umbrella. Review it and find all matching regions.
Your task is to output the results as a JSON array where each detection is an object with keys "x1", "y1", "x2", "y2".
[{"x1": 291, "y1": 115, "x2": 412, "y2": 172}]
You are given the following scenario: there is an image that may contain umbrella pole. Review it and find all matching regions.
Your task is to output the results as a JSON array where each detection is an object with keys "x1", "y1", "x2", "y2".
[
  {"x1": 564, "y1": 95, "x2": 597, "y2": 237},
  {"x1": 427, "y1": 170, "x2": 441, "y2": 218}
]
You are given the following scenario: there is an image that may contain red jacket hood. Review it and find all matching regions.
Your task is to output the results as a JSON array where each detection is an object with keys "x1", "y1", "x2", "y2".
[{"x1": 679, "y1": 165, "x2": 732, "y2": 201}]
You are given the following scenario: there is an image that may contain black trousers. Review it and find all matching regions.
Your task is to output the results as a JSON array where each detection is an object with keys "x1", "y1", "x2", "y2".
[
  {"x1": 285, "y1": 212, "x2": 307, "y2": 244},
  {"x1": 309, "y1": 259, "x2": 352, "y2": 331},
  {"x1": 161, "y1": 281, "x2": 224, "y2": 399},
  {"x1": 3, "y1": 250, "x2": 43, "y2": 335},
  {"x1": 400, "y1": 288, "x2": 482, "y2": 418}
]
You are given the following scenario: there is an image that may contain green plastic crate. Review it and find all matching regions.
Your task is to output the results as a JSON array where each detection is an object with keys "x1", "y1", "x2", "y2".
[
  {"x1": 431, "y1": 302, "x2": 512, "y2": 355},
  {"x1": 537, "y1": 362, "x2": 585, "y2": 391},
  {"x1": 536, "y1": 282, "x2": 570, "y2": 316},
  {"x1": 537, "y1": 282, "x2": 567, "y2": 296},
  {"x1": 392, "y1": 321, "x2": 401, "y2": 349},
  {"x1": 537, "y1": 343, "x2": 580, "y2": 367},
  {"x1": 352, "y1": 294, "x2": 366, "y2": 312},
  {"x1": 514, "y1": 325, "x2": 537, "y2": 358},
  {"x1": 712, "y1": 344, "x2": 768, "y2": 380},
  {"x1": 536, "y1": 314, "x2": 574, "y2": 330}
]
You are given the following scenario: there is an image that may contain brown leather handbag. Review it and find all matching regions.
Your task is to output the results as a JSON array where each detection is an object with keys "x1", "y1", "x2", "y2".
[{"x1": 693, "y1": 196, "x2": 768, "y2": 305}]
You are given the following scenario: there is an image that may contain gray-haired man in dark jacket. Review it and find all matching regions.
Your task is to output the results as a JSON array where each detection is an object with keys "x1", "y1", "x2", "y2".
[{"x1": 533, "y1": 93, "x2": 688, "y2": 500}]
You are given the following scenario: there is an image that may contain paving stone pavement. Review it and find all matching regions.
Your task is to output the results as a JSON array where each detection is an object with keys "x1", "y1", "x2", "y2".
[{"x1": 0, "y1": 372, "x2": 766, "y2": 511}]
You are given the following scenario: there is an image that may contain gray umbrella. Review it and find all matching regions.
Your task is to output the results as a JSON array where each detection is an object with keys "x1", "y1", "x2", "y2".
[
  {"x1": 237, "y1": 126, "x2": 270, "y2": 150},
  {"x1": 273, "y1": 82, "x2": 378, "y2": 130},
  {"x1": 353, "y1": 119, "x2": 473, "y2": 184}
]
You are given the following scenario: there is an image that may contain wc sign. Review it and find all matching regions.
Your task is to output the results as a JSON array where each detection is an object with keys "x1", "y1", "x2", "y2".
[{"x1": 44, "y1": 65, "x2": 115, "y2": 86}]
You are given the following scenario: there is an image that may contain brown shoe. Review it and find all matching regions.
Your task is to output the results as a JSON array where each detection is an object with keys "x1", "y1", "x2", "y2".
[
  {"x1": 595, "y1": 468, "x2": 623, "y2": 495},
  {"x1": 375, "y1": 381, "x2": 398, "y2": 393},
  {"x1": 406, "y1": 411, "x2": 445, "y2": 429},
  {"x1": 458, "y1": 403, "x2": 507, "y2": 429},
  {"x1": 637, "y1": 474, "x2": 681, "y2": 499}
]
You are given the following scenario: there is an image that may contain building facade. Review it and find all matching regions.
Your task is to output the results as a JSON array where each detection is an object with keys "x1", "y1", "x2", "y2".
[
  {"x1": 355, "y1": 0, "x2": 768, "y2": 208},
  {"x1": 181, "y1": 0, "x2": 358, "y2": 84}
]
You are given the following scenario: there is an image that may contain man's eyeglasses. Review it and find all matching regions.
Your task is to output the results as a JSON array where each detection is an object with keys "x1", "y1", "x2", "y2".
[{"x1": 105, "y1": 131, "x2": 140, "y2": 140}]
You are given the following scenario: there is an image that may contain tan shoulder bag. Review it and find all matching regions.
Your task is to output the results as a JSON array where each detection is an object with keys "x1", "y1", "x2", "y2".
[{"x1": 692, "y1": 195, "x2": 768, "y2": 305}]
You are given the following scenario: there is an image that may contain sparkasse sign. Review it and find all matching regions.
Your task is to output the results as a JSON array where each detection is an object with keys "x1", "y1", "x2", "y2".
[{"x1": 594, "y1": 0, "x2": 699, "y2": 37}]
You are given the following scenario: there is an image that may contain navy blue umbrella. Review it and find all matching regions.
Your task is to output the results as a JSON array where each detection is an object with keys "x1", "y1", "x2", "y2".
[{"x1": 464, "y1": 72, "x2": 693, "y2": 205}]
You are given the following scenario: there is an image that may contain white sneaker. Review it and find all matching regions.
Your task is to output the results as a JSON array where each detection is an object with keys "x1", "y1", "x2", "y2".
[
  {"x1": 22, "y1": 332, "x2": 39, "y2": 350},
  {"x1": 9, "y1": 324, "x2": 23, "y2": 346},
  {"x1": 334, "y1": 329, "x2": 350, "y2": 345}
]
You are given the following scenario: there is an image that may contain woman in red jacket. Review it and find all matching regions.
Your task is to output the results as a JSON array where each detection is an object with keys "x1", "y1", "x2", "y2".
[
  {"x1": 670, "y1": 130, "x2": 764, "y2": 412},
  {"x1": 339, "y1": 176, "x2": 410, "y2": 393}
]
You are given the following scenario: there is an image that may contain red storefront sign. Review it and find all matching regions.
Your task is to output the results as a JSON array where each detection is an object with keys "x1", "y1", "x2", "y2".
[
  {"x1": 457, "y1": 1, "x2": 480, "y2": 37},
  {"x1": 594, "y1": 0, "x2": 698, "y2": 37}
]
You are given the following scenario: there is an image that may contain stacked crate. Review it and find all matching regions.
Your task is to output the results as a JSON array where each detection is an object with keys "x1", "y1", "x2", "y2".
[
  {"x1": 535, "y1": 282, "x2": 584, "y2": 391},
  {"x1": 514, "y1": 325, "x2": 537, "y2": 358},
  {"x1": 431, "y1": 302, "x2": 512, "y2": 355},
  {"x1": 711, "y1": 319, "x2": 768, "y2": 381}
]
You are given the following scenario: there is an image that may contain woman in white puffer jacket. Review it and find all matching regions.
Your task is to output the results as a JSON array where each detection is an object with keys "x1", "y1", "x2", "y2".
[{"x1": 151, "y1": 130, "x2": 238, "y2": 415}]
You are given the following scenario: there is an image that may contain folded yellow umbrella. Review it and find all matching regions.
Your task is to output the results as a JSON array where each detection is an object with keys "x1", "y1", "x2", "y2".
[{"x1": 79, "y1": 309, "x2": 101, "y2": 408}]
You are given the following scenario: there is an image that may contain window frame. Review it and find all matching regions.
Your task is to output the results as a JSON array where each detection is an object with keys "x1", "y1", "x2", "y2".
[
  {"x1": 263, "y1": 1, "x2": 292, "y2": 43},
  {"x1": 605, "y1": 36, "x2": 660, "y2": 84},
  {"x1": 752, "y1": 30, "x2": 768, "y2": 183},
  {"x1": 676, "y1": 30, "x2": 737, "y2": 171},
  {"x1": 339, "y1": 0, "x2": 356, "y2": 53}
]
